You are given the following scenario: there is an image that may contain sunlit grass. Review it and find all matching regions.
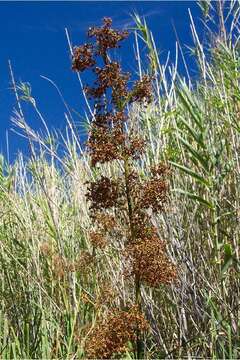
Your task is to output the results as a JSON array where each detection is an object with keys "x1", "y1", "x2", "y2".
[{"x1": 0, "y1": 1, "x2": 240, "y2": 358}]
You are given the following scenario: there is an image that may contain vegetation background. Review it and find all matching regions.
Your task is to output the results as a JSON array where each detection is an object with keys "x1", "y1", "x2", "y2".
[{"x1": 0, "y1": 0, "x2": 240, "y2": 358}]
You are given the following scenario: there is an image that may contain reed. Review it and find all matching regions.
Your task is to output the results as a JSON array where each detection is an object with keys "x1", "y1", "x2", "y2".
[
  {"x1": 0, "y1": 1, "x2": 239, "y2": 358},
  {"x1": 71, "y1": 17, "x2": 176, "y2": 358}
]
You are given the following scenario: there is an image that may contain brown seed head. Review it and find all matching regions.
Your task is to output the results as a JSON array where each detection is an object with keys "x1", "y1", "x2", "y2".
[
  {"x1": 72, "y1": 44, "x2": 95, "y2": 72},
  {"x1": 86, "y1": 176, "x2": 119, "y2": 211},
  {"x1": 151, "y1": 163, "x2": 171, "y2": 178},
  {"x1": 88, "y1": 17, "x2": 129, "y2": 56},
  {"x1": 139, "y1": 177, "x2": 169, "y2": 213},
  {"x1": 130, "y1": 75, "x2": 153, "y2": 104},
  {"x1": 94, "y1": 111, "x2": 126, "y2": 127},
  {"x1": 131, "y1": 211, "x2": 157, "y2": 240},
  {"x1": 87, "y1": 123, "x2": 126, "y2": 166},
  {"x1": 85, "y1": 62, "x2": 130, "y2": 105},
  {"x1": 93, "y1": 212, "x2": 117, "y2": 232},
  {"x1": 125, "y1": 236, "x2": 177, "y2": 287},
  {"x1": 125, "y1": 136, "x2": 146, "y2": 159},
  {"x1": 75, "y1": 251, "x2": 95, "y2": 273},
  {"x1": 52, "y1": 255, "x2": 66, "y2": 279},
  {"x1": 39, "y1": 241, "x2": 53, "y2": 257},
  {"x1": 89, "y1": 231, "x2": 108, "y2": 249},
  {"x1": 85, "y1": 305, "x2": 148, "y2": 359}
]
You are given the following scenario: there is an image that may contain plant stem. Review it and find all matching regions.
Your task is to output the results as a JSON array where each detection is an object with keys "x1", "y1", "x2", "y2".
[
  {"x1": 135, "y1": 275, "x2": 143, "y2": 359},
  {"x1": 124, "y1": 157, "x2": 143, "y2": 359}
]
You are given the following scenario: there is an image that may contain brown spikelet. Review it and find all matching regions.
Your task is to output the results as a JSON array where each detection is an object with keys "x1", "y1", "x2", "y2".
[
  {"x1": 85, "y1": 306, "x2": 148, "y2": 359},
  {"x1": 88, "y1": 17, "x2": 129, "y2": 56},
  {"x1": 87, "y1": 123, "x2": 126, "y2": 166},
  {"x1": 125, "y1": 236, "x2": 177, "y2": 287},
  {"x1": 89, "y1": 231, "x2": 108, "y2": 249},
  {"x1": 130, "y1": 75, "x2": 153, "y2": 104},
  {"x1": 72, "y1": 44, "x2": 95, "y2": 72},
  {"x1": 86, "y1": 176, "x2": 120, "y2": 211},
  {"x1": 139, "y1": 177, "x2": 169, "y2": 213}
]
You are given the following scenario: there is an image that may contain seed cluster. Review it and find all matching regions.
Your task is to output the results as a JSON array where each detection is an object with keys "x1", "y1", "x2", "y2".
[
  {"x1": 126, "y1": 192, "x2": 176, "y2": 288},
  {"x1": 125, "y1": 236, "x2": 177, "y2": 287},
  {"x1": 94, "y1": 111, "x2": 126, "y2": 127},
  {"x1": 85, "y1": 63, "x2": 130, "y2": 105},
  {"x1": 130, "y1": 74, "x2": 153, "y2": 104},
  {"x1": 88, "y1": 17, "x2": 129, "y2": 56},
  {"x1": 85, "y1": 306, "x2": 148, "y2": 359},
  {"x1": 89, "y1": 231, "x2": 108, "y2": 249},
  {"x1": 86, "y1": 176, "x2": 120, "y2": 211},
  {"x1": 72, "y1": 44, "x2": 95, "y2": 72},
  {"x1": 139, "y1": 177, "x2": 169, "y2": 212},
  {"x1": 93, "y1": 212, "x2": 116, "y2": 232},
  {"x1": 87, "y1": 123, "x2": 125, "y2": 166},
  {"x1": 72, "y1": 17, "x2": 177, "y2": 357}
]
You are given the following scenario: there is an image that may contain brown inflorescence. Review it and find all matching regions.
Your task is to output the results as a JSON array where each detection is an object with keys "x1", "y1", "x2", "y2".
[
  {"x1": 75, "y1": 250, "x2": 95, "y2": 274},
  {"x1": 87, "y1": 122, "x2": 125, "y2": 166},
  {"x1": 72, "y1": 44, "x2": 95, "y2": 72},
  {"x1": 92, "y1": 212, "x2": 117, "y2": 232},
  {"x1": 125, "y1": 206, "x2": 177, "y2": 287},
  {"x1": 94, "y1": 111, "x2": 126, "y2": 127},
  {"x1": 85, "y1": 306, "x2": 148, "y2": 359},
  {"x1": 86, "y1": 176, "x2": 120, "y2": 211},
  {"x1": 39, "y1": 241, "x2": 54, "y2": 257},
  {"x1": 88, "y1": 17, "x2": 129, "y2": 56},
  {"x1": 89, "y1": 230, "x2": 108, "y2": 249},
  {"x1": 130, "y1": 75, "x2": 153, "y2": 104},
  {"x1": 95, "y1": 284, "x2": 117, "y2": 309},
  {"x1": 139, "y1": 177, "x2": 169, "y2": 213},
  {"x1": 125, "y1": 136, "x2": 146, "y2": 159},
  {"x1": 131, "y1": 211, "x2": 158, "y2": 240},
  {"x1": 52, "y1": 255, "x2": 69, "y2": 279},
  {"x1": 71, "y1": 17, "x2": 177, "y2": 356},
  {"x1": 125, "y1": 235, "x2": 177, "y2": 287},
  {"x1": 85, "y1": 62, "x2": 130, "y2": 107},
  {"x1": 151, "y1": 163, "x2": 171, "y2": 178}
]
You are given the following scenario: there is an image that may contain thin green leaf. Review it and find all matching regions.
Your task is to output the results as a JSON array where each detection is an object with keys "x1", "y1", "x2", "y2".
[
  {"x1": 179, "y1": 116, "x2": 206, "y2": 149},
  {"x1": 170, "y1": 161, "x2": 210, "y2": 187},
  {"x1": 177, "y1": 86, "x2": 203, "y2": 131},
  {"x1": 172, "y1": 188, "x2": 214, "y2": 208},
  {"x1": 179, "y1": 136, "x2": 209, "y2": 172}
]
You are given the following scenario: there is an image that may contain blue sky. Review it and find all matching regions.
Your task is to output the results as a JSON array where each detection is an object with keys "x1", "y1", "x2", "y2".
[{"x1": 0, "y1": 1, "x2": 202, "y2": 163}]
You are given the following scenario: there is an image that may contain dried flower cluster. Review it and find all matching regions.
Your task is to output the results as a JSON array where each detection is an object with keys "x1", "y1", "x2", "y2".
[
  {"x1": 93, "y1": 212, "x2": 116, "y2": 232},
  {"x1": 138, "y1": 174, "x2": 169, "y2": 213},
  {"x1": 124, "y1": 203, "x2": 177, "y2": 287},
  {"x1": 130, "y1": 74, "x2": 153, "y2": 104},
  {"x1": 89, "y1": 231, "x2": 108, "y2": 249},
  {"x1": 125, "y1": 235, "x2": 176, "y2": 287},
  {"x1": 86, "y1": 176, "x2": 120, "y2": 211},
  {"x1": 72, "y1": 44, "x2": 95, "y2": 72},
  {"x1": 88, "y1": 17, "x2": 128, "y2": 56},
  {"x1": 85, "y1": 306, "x2": 148, "y2": 359},
  {"x1": 85, "y1": 62, "x2": 130, "y2": 105},
  {"x1": 39, "y1": 242, "x2": 95, "y2": 278},
  {"x1": 72, "y1": 17, "x2": 176, "y2": 357},
  {"x1": 87, "y1": 123, "x2": 125, "y2": 166}
]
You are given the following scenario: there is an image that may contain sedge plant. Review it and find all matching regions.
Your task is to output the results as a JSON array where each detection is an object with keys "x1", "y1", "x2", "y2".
[{"x1": 71, "y1": 17, "x2": 177, "y2": 358}]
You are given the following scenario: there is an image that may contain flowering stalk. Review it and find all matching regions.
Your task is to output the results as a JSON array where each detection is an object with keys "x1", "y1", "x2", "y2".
[{"x1": 72, "y1": 17, "x2": 176, "y2": 358}]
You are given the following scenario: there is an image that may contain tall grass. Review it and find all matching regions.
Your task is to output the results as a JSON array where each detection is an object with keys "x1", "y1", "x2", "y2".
[{"x1": 0, "y1": 1, "x2": 240, "y2": 358}]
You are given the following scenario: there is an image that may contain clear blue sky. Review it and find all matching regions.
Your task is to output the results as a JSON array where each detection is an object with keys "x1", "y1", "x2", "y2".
[{"x1": 0, "y1": 1, "x2": 202, "y2": 162}]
